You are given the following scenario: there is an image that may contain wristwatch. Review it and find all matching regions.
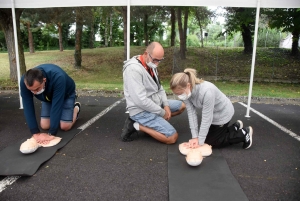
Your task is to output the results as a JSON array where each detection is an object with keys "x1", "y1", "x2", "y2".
[{"x1": 48, "y1": 133, "x2": 52, "y2": 136}]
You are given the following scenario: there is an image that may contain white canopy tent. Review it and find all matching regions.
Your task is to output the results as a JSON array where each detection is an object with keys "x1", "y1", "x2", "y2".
[{"x1": 1, "y1": 0, "x2": 300, "y2": 117}]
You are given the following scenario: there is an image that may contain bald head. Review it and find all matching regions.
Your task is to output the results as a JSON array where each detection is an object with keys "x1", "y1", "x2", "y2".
[
  {"x1": 146, "y1": 42, "x2": 164, "y2": 55},
  {"x1": 144, "y1": 42, "x2": 164, "y2": 66}
]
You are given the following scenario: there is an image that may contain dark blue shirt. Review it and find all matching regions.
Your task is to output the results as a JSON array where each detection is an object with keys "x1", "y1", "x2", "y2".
[{"x1": 20, "y1": 64, "x2": 76, "y2": 135}]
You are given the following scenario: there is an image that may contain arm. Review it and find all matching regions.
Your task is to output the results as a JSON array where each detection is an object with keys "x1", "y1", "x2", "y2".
[
  {"x1": 185, "y1": 100, "x2": 199, "y2": 138},
  {"x1": 198, "y1": 90, "x2": 215, "y2": 145},
  {"x1": 158, "y1": 86, "x2": 169, "y2": 107},
  {"x1": 125, "y1": 67, "x2": 165, "y2": 116},
  {"x1": 20, "y1": 77, "x2": 40, "y2": 135}
]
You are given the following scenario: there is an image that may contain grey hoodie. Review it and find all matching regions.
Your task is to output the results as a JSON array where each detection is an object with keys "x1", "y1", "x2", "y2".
[
  {"x1": 184, "y1": 81, "x2": 234, "y2": 145},
  {"x1": 123, "y1": 56, "x2": 169, "y2": 117}
]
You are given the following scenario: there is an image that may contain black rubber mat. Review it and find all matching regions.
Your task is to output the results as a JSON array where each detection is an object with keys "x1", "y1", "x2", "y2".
[
  {"x1": 168, "y1": 132, "x2": 249, "y2": 201},
  {"x1": 0, "y1": 129, "x2": 81, "y2": 176}
]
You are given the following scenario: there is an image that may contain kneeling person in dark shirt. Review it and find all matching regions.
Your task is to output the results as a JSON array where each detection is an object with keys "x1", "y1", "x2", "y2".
[{"x1": 20, "y1": 64, "x2": 81, "y2": 145}]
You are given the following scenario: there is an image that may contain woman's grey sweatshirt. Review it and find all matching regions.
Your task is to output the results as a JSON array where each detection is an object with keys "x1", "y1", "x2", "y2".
[
  {"x1": 123, "y1": 56, "x2": 169, "y2": 117},
  {"x1": 184, "y1": 81, "x2": 234, "y2": 145}
]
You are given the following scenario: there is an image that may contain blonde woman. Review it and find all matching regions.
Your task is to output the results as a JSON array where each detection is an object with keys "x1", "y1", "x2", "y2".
[{"x1": 170, "y1": 68, "x2": 253, "y2": 149}]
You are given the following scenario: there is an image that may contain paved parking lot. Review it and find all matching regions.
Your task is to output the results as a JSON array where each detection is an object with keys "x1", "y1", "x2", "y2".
[{"x1": 0, "y1": 91, "x2": 299, "y2": 201}]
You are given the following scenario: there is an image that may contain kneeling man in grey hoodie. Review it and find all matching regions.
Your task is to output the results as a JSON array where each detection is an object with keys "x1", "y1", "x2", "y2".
[{"x1": 121, "y1": 42, "x2": 185, "y2": 144}]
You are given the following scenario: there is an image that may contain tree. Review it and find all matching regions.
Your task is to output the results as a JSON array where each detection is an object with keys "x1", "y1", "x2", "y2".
[
  {"x1": 117, "y1": 6, "x2": 127, "y2": 60},
  {"x1": 170, "y1": 7, "x2": 176, "y2": 46},
  {"x1": 0, "y1": 8, "x2": 26, "y2": 82},
  {"x1": 131, "y1": 6, "x2": 168, "y2": 46},
  {"x1": 37, "y1": 7, "x2": 74, "y2": 52},
  {"x1": 191, "y1": 7, "x2": 213, "y2": 48},
  {"x1": 265, "y1": 8, "x2": 300, "y2": 56},
  {"x1": 20, "y1": 9, "x2": 43, "y2": 53},
  {"x1": 177, "y1": 7, "x2": 189, "y2": 59},
  {"x1": 74, "y1": 7, "x2": 83, "y2": 68},
  {"x1": 224, "y1": 7, "x2": 256, "y2": 54}
]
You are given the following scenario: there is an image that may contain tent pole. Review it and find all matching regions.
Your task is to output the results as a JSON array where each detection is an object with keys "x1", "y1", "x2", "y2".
[
  {"x1": 126, "y1": 0, "x2": 130, "y2": 60},
  {"x1": 245, "y1": 0, "x2": 260, "y2": 117},
  {"x1": 11, "y1": 0, "x2": 23, "y2": 109}
]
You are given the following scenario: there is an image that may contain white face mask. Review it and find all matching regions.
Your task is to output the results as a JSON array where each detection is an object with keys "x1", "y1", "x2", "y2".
[
  {"x1": 31, "y1": 81, "x2": 45, "y2": 95},
  {"x1": 178, "y1": 91, "x2": 191, "y2": 101},
  {"x1": 146, "y1": 61, "x2": 157, "y2": 69},
  {"x1": 35, "y1": 87, "x2": 45, "y2": 95}
]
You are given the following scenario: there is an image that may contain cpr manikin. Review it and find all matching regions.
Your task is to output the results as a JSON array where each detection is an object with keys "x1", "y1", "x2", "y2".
[
  {"x1": 178, "y1": 142, "x2": 212, "y2": 166},
  {"x1": 20, "y1": 136, "x2": 62, "y2": 154}
]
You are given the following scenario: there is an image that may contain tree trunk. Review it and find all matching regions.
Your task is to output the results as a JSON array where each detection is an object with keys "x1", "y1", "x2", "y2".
[
  {"x1": 170, "y1": 8, "x2": 176, "y2": 46},
  {"x1": 0, "y1": 8, "x2": 26, "y2": 82},
  {"x1": 57, "y1": 22, "x2": 63, "y2": 52},
  {"x1": 26, "y1": 22, "x2": 35, "y2": 53},
  {"x1": 177, "y1": 7, "x2": 185, "y2": 59},
  {"x1": 89, "y1": 20, "x2": 95, "y2": 49},
  {"x1": 241, "y1": 23, "x2": 253, "y2": 54},
  {"x1": 195, "y1": 10, "x2": 204, "y2": 48},
  {"x1": 109, "y1": 12, "x2": 113, "y2": 47},
  {"x1": 291, "y1": 30, "x2": 299, "y2": 57},
  {"x1": 105, "y1": 16, "x2": 109, "y2": 47},
  {"x1": 183, "y1": 8, "x2": 189, "y2": 52},
  {"x1": 144, "y1": 14, "x2": 149, "y2": 46},
  {"x1": 74, "y1": 7, "x2": 83, "y2": 68},
  {"x1": 121, "y1": 6, "x2": 127, "y2": 60}
]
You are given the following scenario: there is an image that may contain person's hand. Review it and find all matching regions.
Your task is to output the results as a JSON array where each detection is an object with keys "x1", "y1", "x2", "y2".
[
  {"x1": 33, "y1": 133, "x2": 54, "y2": 145},
  {"x1": 163, "y1": 106, "x2": 171, "y2": 121},
  {"x1": 188, "y1": 138, "x2": 199, "y2": 148}
]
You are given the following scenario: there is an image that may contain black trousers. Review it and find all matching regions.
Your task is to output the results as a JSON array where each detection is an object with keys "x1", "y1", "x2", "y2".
[{"x1": 204, "y1": 121, "x2": 245, "y2": 148}]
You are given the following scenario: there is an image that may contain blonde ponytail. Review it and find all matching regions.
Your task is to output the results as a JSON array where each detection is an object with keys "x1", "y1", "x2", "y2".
[{"x1": 170, "y1": 68, "x2": 203, "y2": 91}]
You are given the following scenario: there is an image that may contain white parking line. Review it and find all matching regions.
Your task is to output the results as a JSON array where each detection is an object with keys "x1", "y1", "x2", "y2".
[
  {"x1": 238, "y1": 102, "x2": 300, "y2": 142},
  {"x1": 0, "y1": 98, "x2": 125, "y2": 193},
  {"x1": 78, "y1": 98, "x2": 125, "y2": 130},
  {"x1": 0, "y1": 176, "x2": 20, "y2": 193}
]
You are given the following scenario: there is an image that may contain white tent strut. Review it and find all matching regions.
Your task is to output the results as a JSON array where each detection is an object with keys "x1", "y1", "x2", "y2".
[
  {"x1": 127, "y1": 0, "x2": 130, "y2": 60},
  {"x1": 11, "y1": 0, "x2": 23, "y2": 109},
  {"x1": 246, "y1": 0, "x2": 261, "y2": 118}
]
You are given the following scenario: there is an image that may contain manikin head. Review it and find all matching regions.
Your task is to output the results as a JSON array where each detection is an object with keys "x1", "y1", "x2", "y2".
[
  {"x1": 186, "y1": 149, "x2": 203, "y2": 166},
  {"x1": 24, "y1": 69, "x2": 46, "y2": 95}
]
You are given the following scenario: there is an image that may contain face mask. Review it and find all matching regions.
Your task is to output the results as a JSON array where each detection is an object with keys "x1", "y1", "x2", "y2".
[
  {"x1": 146, "y1": 61, "x2": 157, "y2": 69},
  {"x1": 178, "y1": 91, "x2": 191, "y2": 101},
  {"x1": 31, "y1": 81, "x2": 45, "y2": 95},
  {"x1": 35, "y1": 87, "x2": 45, "y2": 95}
]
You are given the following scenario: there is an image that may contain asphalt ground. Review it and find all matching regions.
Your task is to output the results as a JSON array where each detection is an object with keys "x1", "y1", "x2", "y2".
[{"x1": 0, "y1": 92, "x2": 299, "y2": 201}]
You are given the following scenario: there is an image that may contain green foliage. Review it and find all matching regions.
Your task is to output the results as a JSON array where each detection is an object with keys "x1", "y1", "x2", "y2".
[
  {"x1": 0, "y1": 47, "x2": 299, "y2": 98},
  {"x1": 224, "y1": 7, "x2": 256, "y2": 36},
  {"x1": 265, "y1": 8, "x2": 300, "y2": 33},
  {"x1": 187, "y1": 35, "x2": 200, "y2": 47}
]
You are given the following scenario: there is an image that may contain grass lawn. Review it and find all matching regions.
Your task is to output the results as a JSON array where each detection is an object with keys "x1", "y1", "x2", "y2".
[{"x1": 0, "y1": 46, "x2": 299, "y2": 98}]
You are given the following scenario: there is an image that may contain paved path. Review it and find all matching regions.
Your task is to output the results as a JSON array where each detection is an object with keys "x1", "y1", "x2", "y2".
[{"x1": 0, "y1": 92, "x2": 299, "y2": 201}]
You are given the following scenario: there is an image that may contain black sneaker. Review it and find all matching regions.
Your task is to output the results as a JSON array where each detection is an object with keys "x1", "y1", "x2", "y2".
[
  {"x1": 121, "y1": 117, "x2": 136, "y2": 142},
  {"x1": 233, "y1": 120, "x2": 243, "y2": 131},
  {"x1": 74, "y1": 102, "x2": 81, "y2": 120},
  {"x1": 243, "y1": 126, "x2": 253, "y2": 149}
]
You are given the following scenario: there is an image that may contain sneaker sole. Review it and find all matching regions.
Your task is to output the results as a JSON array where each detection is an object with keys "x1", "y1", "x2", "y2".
[
  {"x1": 75, "y1": 102, "x2": 81, "y2": 120},
  {"x1": 237, "y1": 120, "x2": 243, "y2": 130},
  {"x1": 244, "y1": 126, "x2": 253, "y2": 149}
]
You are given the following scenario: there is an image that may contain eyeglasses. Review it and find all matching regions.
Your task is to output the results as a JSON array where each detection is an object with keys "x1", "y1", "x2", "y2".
[{"x1": 148, "y1": 52, "x2": 164, "y2": 63}]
